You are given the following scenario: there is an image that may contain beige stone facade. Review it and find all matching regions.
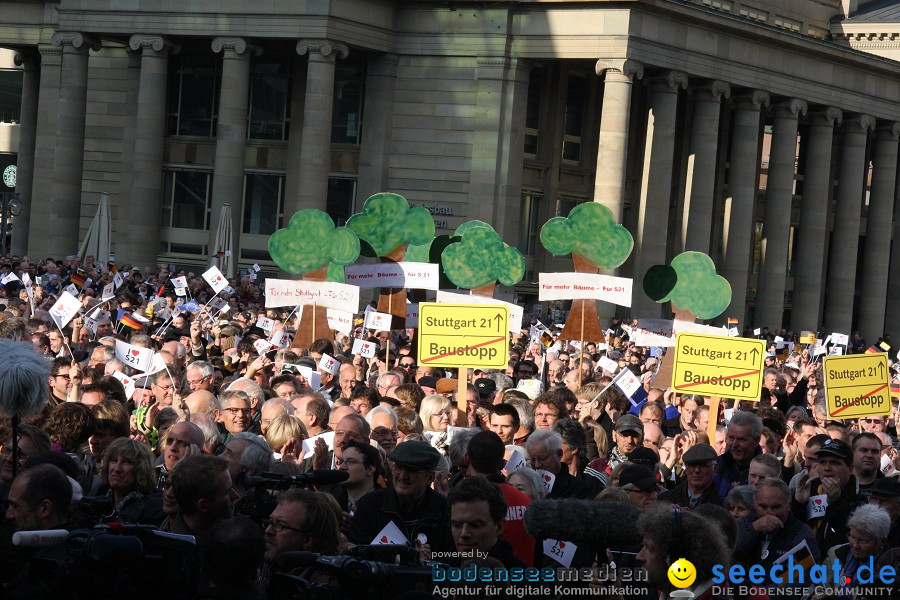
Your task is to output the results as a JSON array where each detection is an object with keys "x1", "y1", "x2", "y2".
[{"x1": 2, "y1": 0, "x2": 900, "y2": 338}]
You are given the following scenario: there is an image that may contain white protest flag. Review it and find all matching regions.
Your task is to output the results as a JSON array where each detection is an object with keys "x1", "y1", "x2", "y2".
[
  {"x1": 171, "y1": 276, "x2": 188, "y2": 289},
  {"x1": 48, "y1": 292, "x2": 83, "y2": 329},
  {"x1": 254, "y1": 339, "x2": 274, "y2": 355},
  {"x1": 208, "y1": 297, "x2": 228, "y2": 313},
  {"x1": 64, "y1": 284, "x2": 79, "y2": 297},
  {"x1": 0, "y1": 272, "x2": 20, "y2": 285},
  {"x1": 256, "y1": 315, "x2": 276, "y2": 332},
  {"x1": 111, "y1": 371, "x2": 137, "y2": 400},
  {"x1": 21, "y1": 273, "x2": 31, "y2": 289},
  {"x1": 113, "y1": 271, "x2": 124, "y2": 289},
  {"x1": 364, "y1": 310, "x2": 393, "y2": 331},
  {"x1": 318, "y1": 354, "x2": 340, "y2": 376},
  {"x1": 202, "y1": 266, "x2": 228, "y2": 295},
  {"x1": 270, "y1": 330, "x2": 290, "y2": 349},
  {"x1": 351, "y1": 338, "x2": 376, "y2": 358},
  {"x1": 100, "y1": 282, "x2": 115, "y2": 302},
  {"x1": 114, "y1": 339, "x2": 155, "y2": 373}
]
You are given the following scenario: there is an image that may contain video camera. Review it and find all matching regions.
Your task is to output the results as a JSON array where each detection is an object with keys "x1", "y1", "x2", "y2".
[
  {"x1": 12, "y1": 524, "x2": 198, "y2": 600},
  {"x1": 235, "y1": 469, "x2": 349, "y2": 525},
  {"x1": 269, "y1": 546, "x2": 436, "y2": 600}
]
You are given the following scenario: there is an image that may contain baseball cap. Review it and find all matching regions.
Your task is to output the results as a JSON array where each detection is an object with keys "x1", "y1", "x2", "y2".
[
  {"x1": 628, "y1": 447, "x2": 660, "y2": 469},
  {"x1": 474, "y1": 378, "x2": 496, "y2": 395},
  {"x1": 816, "y1": 438, "x2": 851, "y2": 462},
  {"x1": 619, "y1": 464, "x2": 657, "y2": 492},
  {"x1": 615, "y1": 414, "x2": 644, "y2": 436}
]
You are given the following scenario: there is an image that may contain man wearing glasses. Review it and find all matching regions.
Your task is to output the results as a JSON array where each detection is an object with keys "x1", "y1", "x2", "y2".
[
  {"x1": 48, "y1": 357, "x2": 78, "y2": 407},
  {"x1": 263, "y1": 488, "x2": 343, "y2": 564},
  {"x1": 218, "y1": 390, "x2": 253, "y2": 444},
  {"x1": 349, "y1": 441, "x2": 453, "y2": 553}
]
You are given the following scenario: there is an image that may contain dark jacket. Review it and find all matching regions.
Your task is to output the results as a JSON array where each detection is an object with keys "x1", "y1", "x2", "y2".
[
  {"x1": 348, "y1": 486, "x2": 453, "y2": 553},
  {"x1": 775, "y1": 377, "x2": 808, "y2": 414},
  {"x1": 659, "y1": 481, "x2": 724, "y2": 508},
  {"x1": 734, "y1": 512, "x2": 820, "y2": 572},
  {"x1": 790, "y1": 474, "x2": 866, "y2": 552},
  {"x1": 714, "y1": 447, "x2": 761, "y2": 497},
  {"x1": 548, "y1": 464, "x2": 594, "y2": 500}
]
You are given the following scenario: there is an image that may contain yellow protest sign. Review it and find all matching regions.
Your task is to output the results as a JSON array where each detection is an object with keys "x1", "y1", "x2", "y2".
[
  {"x1": 672, "y1": 332, "x2": 766, "y2": 401},
  {"x1": 822, "y1": 354, "x2": 890, "y2": 418},
  {"x1": 799, "y1": 331, "x2": 817, "y2": 345},
  {"x1": 418, "y1": 303, "x2": 508, "y2": 369}
]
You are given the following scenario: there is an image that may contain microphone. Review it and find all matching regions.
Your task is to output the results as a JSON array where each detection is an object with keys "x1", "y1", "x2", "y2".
[
  {"x1": 247, "y1": 469, "x2": 349, "y2": 488},
  {"x1": 12, "y1": 529, "x2": 69, "y2": 547},
  {"x1": 524, "y1": 500, "x2": 643, "y2": 547}
]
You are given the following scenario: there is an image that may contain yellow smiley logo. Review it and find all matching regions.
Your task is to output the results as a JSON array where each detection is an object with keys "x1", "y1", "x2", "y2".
[{"x1": 667, "y1": 558, "x2": 697, "y2": 589}]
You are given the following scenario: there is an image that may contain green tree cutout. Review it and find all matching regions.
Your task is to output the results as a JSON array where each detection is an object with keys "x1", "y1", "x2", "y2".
[
  {"x1": 268, "y1": 209, "x2": 361, "y2": 347},
  {"x1": 441, "y1": 221, "x2": 524, "y2": 297},
  {"x1": 346, "y1": 193, "x2": 436, "y2": 323},
  {"x1": 539, "y1": 203, "x2": 634, "y2": 342},
  {"x1": 643, "y1": 251, "x2": 732, "y2": 321}
]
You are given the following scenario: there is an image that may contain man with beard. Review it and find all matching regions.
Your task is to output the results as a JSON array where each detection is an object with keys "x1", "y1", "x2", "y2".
[
  {"x1": 263, "y1": 489, "x2": 342, "y2": 562},
  {"x1": 608, "y1": 414, "x2": 644, "y2": 471}
]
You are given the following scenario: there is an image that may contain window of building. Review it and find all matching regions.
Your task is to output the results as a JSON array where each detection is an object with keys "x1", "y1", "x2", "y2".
[
  {"x1": 243, "y1": 173, "x2": 284, "y2": 234},
  {"x1": 327, "y1": 178, "x2": 356, "y2": 226},
  {"x1": 167, "y1": 52, "x2": 220, "y2": 137},
  {"x1": 248, "y1": 57, "x2": 291, "y2": 141},
  {"x1": 562, "y1": 73, "x2": 587, "y2": 163},
  {"x1": 0, "y1": 69, "x2": 22, "y2": 123},
  {"x1": 332, "y1": 58, "x2": 365, "y2": 145},
  {"x1": 162, "y1": 170, "x2": 211, "y2": 231},
  {"x1": 524, "y1": 68, "x2": 544, "y2": 157},
  {"x1": 518, "y1": 191, "x2": 542, "y2": 257}
]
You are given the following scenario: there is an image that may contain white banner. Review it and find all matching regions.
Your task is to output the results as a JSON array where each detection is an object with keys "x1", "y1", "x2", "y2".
[
  {"x1": 632, "y1": 318, "x2": 676, "y2": 347},
  {"x1": 538, "y1": 272, "x2": 633, "y2": 307},
  {"x1": 673, "y1": 319, "x2": 725, "y2": 336},
  {"x1": 435, "y1": 290, "x2": 522, "y2": 333},
  {"x1": 326, "y1": 309, "x2": 353, "y2": 336},
  {"x1": 264, "y1": 278, "x2": 359, "y2": 314},
  {"x1": 344, "y1": 262, "x2": 439, "y2": 290}
]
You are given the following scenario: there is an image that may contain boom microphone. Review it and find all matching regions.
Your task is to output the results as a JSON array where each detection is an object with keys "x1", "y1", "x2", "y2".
[
  {"x1": 524, "y1": 500, "x2": 643, "y2": 547},
  {"x1": 247, "y1": 469, "x2": 349, "y2": 488}
]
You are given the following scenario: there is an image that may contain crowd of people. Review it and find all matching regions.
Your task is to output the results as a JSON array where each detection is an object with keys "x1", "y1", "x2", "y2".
[{"x1": 0, "y1": 254, "x2": 897, "y2": 599}]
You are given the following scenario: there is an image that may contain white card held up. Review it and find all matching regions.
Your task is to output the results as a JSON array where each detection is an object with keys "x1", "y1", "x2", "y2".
[
  {"x1": 202, "y1": 266, "x2": 228, "y2": 294},
  {"x1": 253, "y1": 339, "x2": 273, "y2": 355},
  {"x1": 371, "y1": 521, "x2": 409, "y2": 546},
  {"x1": 171, "y1": 276, "x2": 188, "y2": 289},
  {"x1": 536, "y1": 469, "x2": 556, "y2": 493},
  {"x1": 831, "y1": 332, "x2": 849, "y2": 346},
  {"x1": 270, "y1": 330, "x2": 289, "y2": 349},
  {"x1": 48, "y1": 292, "x2": 83, "y2": 328},
  {"x1": 113, "y1": 271, "x2": 124, "y2": 289},
  {"x1": 364, "y1": 310, "x2": 393, "y2": 331},
  {"x1": 65, "y1": 284, "x2": 79, "y2": 297},
  {"x1": 597, "y1": 356, "x2": 619, "y2": 374},
  {"x1": 114, "y1": 340, "x2": 154, "y2": 373},
  {"x1": 318, "y1": 354, "x2": 339, "y2": 376},
  {"x1": 111, "y1": 370, "x2": 137, "y2": 400},
  {"x1": 503, "y1": 449, "x2": 527, "y2": 473},
  {"x1": 301, "y1": 430, "x2": 335, "y2": 456},
  {"x1": 295, "y1": 366, "x2": 322, "y2": 393},
  {"x1": 256, "y1": 315, "x2": 276, "y2": 332},
  {"x1": 101, "y1": 282, "x2": 115, "y2": 302},
  {"x1": 0, "y1": 272, "x2": 19, "y2": 285},
  {"x1": 543, "y1": 539, "x2": 577, "y2": 568},
  {"x1": 351, "y1": 338, "x2": 376, "y2": 358}
]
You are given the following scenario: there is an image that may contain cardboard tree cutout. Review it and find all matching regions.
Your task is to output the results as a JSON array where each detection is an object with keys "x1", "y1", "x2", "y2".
[
  {"x1": 441, "y1": 221, "x2": 525, "y2": 298},
  {"x1": 540, "y1": 203, "x2": 634, "y2": 343},
  {"x1": 268, "y1": 209, "x2": 361, "y2": 349},
  {"x1": 346, "y1": 193, "x2": 435, "y2": 328},
  {"x1": 642, "y1": 251, "x2": 732, "y2": 322}
]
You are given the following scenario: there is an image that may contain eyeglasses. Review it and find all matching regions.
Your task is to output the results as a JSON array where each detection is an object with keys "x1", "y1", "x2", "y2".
[
  {"x1": 534, "y1": 412, "x2": 558, "y2": 419},
  {"x1": 336, "y1": 458, "x2": 364, "y2": 467},
  {"x1": 400, "y1": 362, "x2": 416, "y2": 368},
  {"x1": 372, "y1": 427, "x2": 398, "y2": 438},
  {"x1": 187, "y1": 376, "x2": 209, "y2": 387},
  {"x1": 154, "y1": 383, "x2": 175, "y2": 392},
  {"x1": 54, "y1": 374, "x2": 71, "y2": 380},
  {"x1": 223, "y1": 407, "x2": 251, "y2": 416},
  {"x1": 262, "y1": 519, "x2": 307, "y2": 534},
  {"x1": 432, "y1": 410, "x2": 451, "y2": 418},
  {"x1": 847, "y1": 533, "x2": 877, "y2": 547}
]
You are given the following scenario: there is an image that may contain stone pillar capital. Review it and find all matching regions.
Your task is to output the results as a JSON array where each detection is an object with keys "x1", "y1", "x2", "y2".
[
  {"x1": 647, "y1": 71, "x2": 688, "y2": 93},
  {"x1": 774, "y1": 98, "x2": 808, "y2": 119},
  {"x1": 51, "y1": 32, "x2": 101, "y2": 52},
  {"x1": 808, "y1": 107, "x2": 843, "y2": 127},
  {"x1": 13, "y1": 51, "x2": 39, "y2": 68},
  {"x1": 733, "y1": 90, "x2": 770, "y2": 111},
  {"x1": 876, "y1": 121, "x2": 900, "y2": 140},
  {"x1": 296, "y1": 39, "x2": 349, "y2": 62},
  {"x1": 691, "y1": 80, "x2": 731, "y2": 101},
  {"x1": 129, "y1": 35, "x2": 181, "y2": 55},
  {"x1": 844, "y1": 114, "x2": 876, "y2": 133},
  {"x1": 211, "y1": 37, "x2": 261, "y2": 57},
  {"x1": 595, "y1": 58, "x2": 644, "y2": 81}
]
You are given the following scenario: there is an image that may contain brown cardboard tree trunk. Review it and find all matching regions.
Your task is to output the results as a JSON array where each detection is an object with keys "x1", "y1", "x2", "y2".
[
  {"x1": 376, "y1": 245, "x2": 408, "y2": 329},
  {"x1": 292, "y1": 266, "x2": 333, "y2": 350},
  {"x1": 471, "y1": 283, "x2": 496, "y2": 298},
  {"x1": 559, "y1": 253, "x2": 606, "y2": 343}
]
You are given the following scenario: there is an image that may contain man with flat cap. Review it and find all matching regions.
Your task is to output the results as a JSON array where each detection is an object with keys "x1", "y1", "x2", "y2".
[
  {"x1": 867, "y1": 477, "x2": 900, "y2": 548},
  {"x1": 660, "y1": 444, "x2": 723, "y2": 508},
  {"x1": 348, "y1": 441, "x2": 454, "y2": 554}
]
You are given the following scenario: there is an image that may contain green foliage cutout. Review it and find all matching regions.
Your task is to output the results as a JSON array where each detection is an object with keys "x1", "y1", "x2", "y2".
[
  {"x1": 441, "y1": 223, "x2": 525, "y2": 289},
  {"x1": 540, "y1": 203, "x2": 633, "y2": 268},
  {"x1": 644, "y1": 252, "x2": 732, "y2": 320},
  {"x1": 268, "y1": 209, "x2": 360, "y2": 276},
  {"x1": 346, "y1": 193, "x2": 435, "y2": 257}
]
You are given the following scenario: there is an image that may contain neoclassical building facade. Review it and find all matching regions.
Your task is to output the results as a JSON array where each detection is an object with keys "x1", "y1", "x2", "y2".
[{"x1": 2, "y1": 0, "x2": 900, "y2": 339}]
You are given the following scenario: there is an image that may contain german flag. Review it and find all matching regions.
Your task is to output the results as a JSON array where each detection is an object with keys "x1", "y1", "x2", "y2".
[
  {"x1": 120, "y1": 313, "x2": 144, "y2": 330},
  {"x1": 866, "y1": 345, "x2": 882, "y2": 354},
  {"x1": 70, "y1": 272, "x2": 87, "y2": 288},
  {"x1": 890, "y1": 383, "x2": 900, "y2": 399}
]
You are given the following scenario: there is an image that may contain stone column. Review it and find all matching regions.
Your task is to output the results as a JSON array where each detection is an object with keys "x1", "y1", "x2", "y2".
[
  {"x1": 857, "y1": 122, "x2": 900, "y2": 341},
  {"x1": 593, "y1": 59, "x2": 644, "y2": 220},
  {"x1": 681, "y1": 80, "x2": 730, "y2": 254},
  {"x1": 27, "y1": 43, "x2": 62, "y2": 259},
  {"x1": 11, "y1": 52, "x2": 39, "y2": 257},
  {"x1": 755, "y1": 99, "x2": 807, "y2": 330},
  {"x1": 722, "y1": 91, "x2": 770, "y2": 326},
  {"x1": 128, "y1": 35, "x2": 179, "y2": 270},
  {"x1": 357, "y1": 53, "x2": 398, "y2": 200},
  {"x1": 823, "y1": 114, "x2": 875, "y2": 333},
  {"x1": 292, "y1": 40, "x2": 348, "y2": 212},
  {"x1": 48, "y1": 32, "x2": 100, "y2": 259},
  {"x1": 791, "y1": 108, "x2": 842, "y2": 334},
  {"x1": 631, "y1": 71, "x2": 688, "y2": 319},
  {"x1": 209, "y1": 37, "x2": 260, "y2": 260}
]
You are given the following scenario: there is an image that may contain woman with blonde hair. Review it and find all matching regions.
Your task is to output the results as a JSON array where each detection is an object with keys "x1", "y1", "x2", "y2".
[
  {"x1": 265, "y1": 414, "x2": 307, "y2": 457},
  {"x1": 99, "y1": 437, "x2": 164, "y2": 525},
  {"x1": 419, "y1": 394, "x2": 454, "y2": 455}
]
